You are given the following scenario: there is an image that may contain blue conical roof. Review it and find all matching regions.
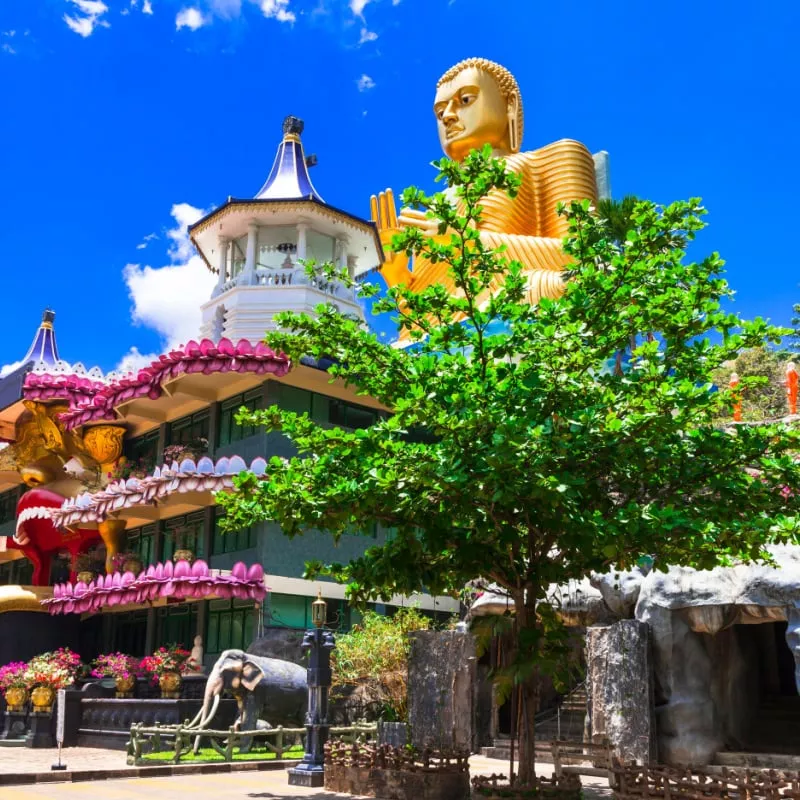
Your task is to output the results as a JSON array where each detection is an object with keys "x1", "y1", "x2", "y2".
[
  {"x1": 23, "y1": 309, "x2": 59, "y2": 366},
  {"x1": 255, "y1": 116, "x2": 324, "y2": 203}
]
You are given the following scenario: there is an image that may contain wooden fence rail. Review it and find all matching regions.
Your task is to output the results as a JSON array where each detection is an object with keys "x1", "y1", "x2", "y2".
[
  {"x1": 127, "y1": 722, "x2": 378, "y2": 765},
  {"x1": 610, "y1": 763, "x2": 800, "y2": 800}
]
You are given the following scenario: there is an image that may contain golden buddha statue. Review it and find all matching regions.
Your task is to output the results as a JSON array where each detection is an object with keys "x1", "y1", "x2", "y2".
[{"x1": 371, "y1": 57, "x2": 598, "y2": 308}]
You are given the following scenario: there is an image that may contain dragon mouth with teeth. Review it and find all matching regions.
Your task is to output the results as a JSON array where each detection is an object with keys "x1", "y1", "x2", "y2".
[{"x1": 9, "y1": 487, "x2": 99, "y2": 585}]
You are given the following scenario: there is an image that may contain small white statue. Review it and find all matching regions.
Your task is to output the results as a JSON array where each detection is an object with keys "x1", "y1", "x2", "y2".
[{"x1": 190, "y1": 634, "x2": 205, "y2": 674}]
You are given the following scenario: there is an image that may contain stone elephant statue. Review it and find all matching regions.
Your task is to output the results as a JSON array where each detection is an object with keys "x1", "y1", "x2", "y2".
[{"x1": 195, "y1": 648, "x2": 307, "y2": 753}]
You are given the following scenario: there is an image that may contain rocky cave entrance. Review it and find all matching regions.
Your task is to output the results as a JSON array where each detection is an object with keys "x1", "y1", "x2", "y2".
[{"x1": 711, "y1": 621, "x2": 800, "y2": 755}]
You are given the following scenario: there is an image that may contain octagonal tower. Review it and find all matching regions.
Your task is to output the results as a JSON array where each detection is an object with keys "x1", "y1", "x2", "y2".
[{"x1": 191, "y1": 116, "x2": 383, "y2": 342}]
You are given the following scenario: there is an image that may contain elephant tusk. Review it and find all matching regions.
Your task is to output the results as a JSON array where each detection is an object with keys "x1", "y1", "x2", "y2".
[{"x1": 193, "y1": 693, "x2": 220, "y2": 753}]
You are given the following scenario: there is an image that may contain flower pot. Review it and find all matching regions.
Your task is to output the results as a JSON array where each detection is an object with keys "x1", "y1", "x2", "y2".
[
  {"x1": 122, "y1": 557, "x2": 143, "y2": 576},
  {"x1": 173, "y1": 549, "x2": 194, "y2": 564},
  {"x1": 115, "y1": 675, "x2": 136, "y2": 698},
  {"x1": 77, "y1": 570, "x2": 95, "y2": 584},
  {"x1": 4, "y1": 686, "x2": 28, "y2": 712},
  {"x1": 30, "y1": 686, "x2": 55, "y2": 713},
  {"x1": 158, "y1": 671, "x2": 182, "y2": 698}
]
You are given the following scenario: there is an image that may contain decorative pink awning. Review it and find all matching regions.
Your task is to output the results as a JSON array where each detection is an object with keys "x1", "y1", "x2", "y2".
[
  {"x1": 42, "y1": 560, "x2": 267, "y2": 615},
  {"x1": 53, "y1": 455, "x2": 267, "y2": 528},
  {"x1": 59, "y1": 338, "x2": 290, "y2": 430}
]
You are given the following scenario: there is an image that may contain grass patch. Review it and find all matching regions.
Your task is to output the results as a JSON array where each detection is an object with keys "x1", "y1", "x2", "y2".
[{"x1": 142, "y1": 745, "x2": 305, "y2": 763}]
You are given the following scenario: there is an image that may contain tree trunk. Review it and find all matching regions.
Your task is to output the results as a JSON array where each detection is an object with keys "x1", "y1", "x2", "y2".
[
  {"x1": 511, "y1": 590, "x2": 542, "y2": 786},
  {"x1": 516, "y1": 670, "x2": 540, "y2": 785}
]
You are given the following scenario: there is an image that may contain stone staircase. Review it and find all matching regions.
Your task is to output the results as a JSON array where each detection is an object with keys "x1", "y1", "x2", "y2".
[{"x1": 481, "y1": 684, "x2": 587, "y2": 760}]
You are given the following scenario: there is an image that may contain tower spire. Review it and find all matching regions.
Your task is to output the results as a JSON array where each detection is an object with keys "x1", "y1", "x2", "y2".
[
  {"x1": 23, "y1": 309, "x2": 59, "y2": 366},
  {"x1": 254, "y1": 116, "x2": 325, "y2": 203}
]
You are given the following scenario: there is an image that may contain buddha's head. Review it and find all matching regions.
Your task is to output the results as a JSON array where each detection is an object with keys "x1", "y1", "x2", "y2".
[{"x1": 434, "y1": 57, "x2": 523, "y2": 162}]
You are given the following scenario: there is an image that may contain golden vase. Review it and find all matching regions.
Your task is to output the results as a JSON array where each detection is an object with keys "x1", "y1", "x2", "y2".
[
  {"x1": 77, "y1": 570, "x2": 95, "y2": 584},
  {"x1": 115, "y1": 675, "x2": 136, "y2": 698},
  {"x1": 4, "y1": 686, "x2": 28, "y2": 712},
  {"x1": 158, "y1": 671, "x2": 182, "y2": 699},
  {"x1": 30, "y1": 685, "x2": 55, "y2": 713}
]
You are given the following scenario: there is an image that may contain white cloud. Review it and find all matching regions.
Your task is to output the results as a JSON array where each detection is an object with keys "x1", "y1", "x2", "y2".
[
  {"x1": 356, "y1": 73, "x2": 375, "y2": 91},
  {"x1": 136, "y1": 232, "x2": 159, "y2": 250},
  {"x1": 121, "y1": 7, "x2": 130, "y2": 14},
  {"x1": 4, "y1": 30, "x2": 16, "y2": 37},
  {"x1": 358, "y1": 27, "x2": 377, "y2": 44},
  {"x1": 0, "y1": 360, "x2": 23, "y2": 378},
  {"x1": 212, "y1": 0, "x2": 242, "y2": 16},
  {"x1": 350, "y1": 0, "x2": 371, "y2": 17},
  {"x1": 256, "y1": 0, "x2": 295, "y2": 22},
  {"x1": 142, "y1": 0, "x2": 154, "y2": 13},
  {"x1": 175, "y1": 7, "x2": 208, "y2": 30},
  {"x1": 122, "y1": 204, "x2": 215, "y2": 351},
  {"x1": 63, "y1": 0, "x2": 110, "y2": 38},
  {"x1": 2, "y1": 44, "x2": 15, "y2": 55},
  {"x1": 113, "y1": 346, "x2": 159, "y2": 375}
]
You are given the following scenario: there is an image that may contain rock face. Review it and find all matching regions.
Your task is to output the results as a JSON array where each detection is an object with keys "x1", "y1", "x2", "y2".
[
  {"x1": 408, "y1": 631, "x2": 476, "y2": 751},
  {"x1": 247, "y1": 627, "x2": 307, "y2": 665},
  {"x1": 586, "y1": 620, "x2": 654, "y2": 765}
]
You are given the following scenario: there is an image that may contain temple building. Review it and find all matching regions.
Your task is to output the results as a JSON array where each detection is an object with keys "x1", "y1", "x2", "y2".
[{"x1": 0, "y1": 118, "x2": 457, "y2": 668}]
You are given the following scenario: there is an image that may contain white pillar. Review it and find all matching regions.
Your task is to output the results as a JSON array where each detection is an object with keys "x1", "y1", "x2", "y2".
[
  {"x1": 336, "y1": 235, "x2": 349, "y2": 270},
  {"x1": 245, "y1": 221, "x2": 258, "y2": 283},
  {"x1": 296, "y1": 222, "x2": 308, "y2": 262},
  {"x1": 215, "y1": 236, "x2": 228, "y2": 293}
]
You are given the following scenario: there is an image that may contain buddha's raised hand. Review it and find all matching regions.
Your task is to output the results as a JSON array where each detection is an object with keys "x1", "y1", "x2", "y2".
[{"x1": 370, "y1": 188, "x2": 412, "y2": 286}]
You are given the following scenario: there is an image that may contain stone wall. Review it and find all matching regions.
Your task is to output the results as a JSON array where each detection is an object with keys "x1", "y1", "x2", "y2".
[
  {"x1": 586, "y1": 620, "x2": 655, "y2": 765},
  {"x1": 407, "y1": 631, "x2": 476, "y2": 751}
]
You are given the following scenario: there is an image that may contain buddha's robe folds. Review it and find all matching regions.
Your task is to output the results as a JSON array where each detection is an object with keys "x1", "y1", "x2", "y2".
[{"x1": 386, "y1": 139, "x2": 598, "y2": 310}]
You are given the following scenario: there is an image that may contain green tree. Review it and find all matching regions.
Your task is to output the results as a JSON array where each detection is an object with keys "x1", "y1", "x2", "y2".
[
  {"x1": 219, "y1": 148, "x2": 800, "y2": 782},
  {"x1": 791, "y1": 301, "x2": 800, "y2": 355},
  {"x1": 596, "y1": 195, "x2": 641, "y2": 245},
  {"x1": 711, "y1": 347, "x2": 791, "y2": 421},
  {"x1": 332, "y1": 607, "x2": 431, "y2": 722}
]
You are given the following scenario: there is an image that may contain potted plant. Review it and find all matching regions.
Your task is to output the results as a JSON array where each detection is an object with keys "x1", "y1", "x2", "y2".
[
  {"x1": 107, "y1": 456, "x2": 154, "y2": 482},
  {"x1": 164, "y1": 436, "x2": 208, "y2": 465},
  {"x1": 140, "y1": 645, "x2": 194, "y2": 698},
  {"x1": 111, "y1": 551, "x2": 143, "y2": 577},
  {"x1": 0, "y1": 662, "x2": 29, "y2": 712},
  {"x1": 92, "y1": 653, "x2": 140, "y2": 698},
  {"x1": 22, "y1": 658, "x2": 73, "y2": 713},
  {"x1": 171, "y1": 527, "x2": 195, "y2": 564},
  {"x1": 74, "y1": 551, "x2": 101, "y2": 584}
]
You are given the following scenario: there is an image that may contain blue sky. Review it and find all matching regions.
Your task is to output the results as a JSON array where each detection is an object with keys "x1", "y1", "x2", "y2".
[{"x1": 0, "y1": 0, "x2": 798, "y2": 374}]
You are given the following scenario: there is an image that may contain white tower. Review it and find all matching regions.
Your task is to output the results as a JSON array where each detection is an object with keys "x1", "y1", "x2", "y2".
[{"x1": 191, "y1": 116, "x2": 383, "y2": 342}]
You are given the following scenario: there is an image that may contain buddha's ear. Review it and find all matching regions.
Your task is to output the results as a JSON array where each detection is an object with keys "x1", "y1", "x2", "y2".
[{"x1": 507, "y1": 94, "x2": 521, "y2": 153}]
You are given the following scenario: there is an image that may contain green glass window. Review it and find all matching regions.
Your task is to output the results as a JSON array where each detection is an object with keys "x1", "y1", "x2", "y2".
[
  {"x1": 206, "y1": 598, "x2": 254, "y2": 654},
  {"x1": 111, "y1": 609, "x2": 149, "y2": 657},
  {"x1": 212, "y1": 509, "x2": 256, "y2": 554},
  {"x1": 124, "y1": 429, "x2": 160, "y2": 470},
  {"x1": 155, "y1": 603, "x2": 198, "y2": 651},
  {"x1": 163, "y1": 512, "x2": 206, "y2": 561},
  {"x1": 169, "y1": 410, "x2": 210, "y2": 447},
  {"x1": 329, "y1": 399, "x2": 378, "y2": 430},
  {"x1": 218, "y1": 389, "x2": 263, "y2": 446},
  {"x1": 126, "y1": 524, "x2": 157, "y2": 565},
  {"x1": 275, "y1": 382, "x2": 381, "y2": 430},
  {"x1": 269, "y1": 593, "x2": 350, "y2": 630},
  {"x1": 0, "y1": 558, "x2": 33, "y2": 586},
  {"x1": 0, "y1": 487, "x2": 19, "y2": 526}
]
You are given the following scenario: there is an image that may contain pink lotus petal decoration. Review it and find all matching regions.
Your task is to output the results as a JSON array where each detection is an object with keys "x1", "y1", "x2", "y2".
[
  {"x1": 40, "y1": 560, "x2": 268, "y2": 615},
  {"x1": 53, "y1": 337, "x2": 290, "y2": 430},
  {"x1": 51, "y1": 453, "x2": 269, "y2": 529}
]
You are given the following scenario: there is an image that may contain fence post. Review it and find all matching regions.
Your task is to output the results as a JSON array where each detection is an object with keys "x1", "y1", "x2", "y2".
[{"x1": 226, "y1": 726, "x2": 235, "y2": 762}]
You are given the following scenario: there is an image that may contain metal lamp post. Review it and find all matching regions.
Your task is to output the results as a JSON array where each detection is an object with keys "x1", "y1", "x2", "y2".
[{"x1": 287, "y1": 591, "x2": 335, "y2": 788}]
